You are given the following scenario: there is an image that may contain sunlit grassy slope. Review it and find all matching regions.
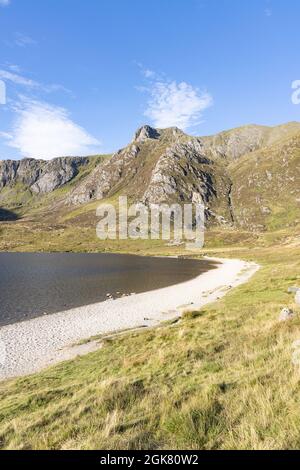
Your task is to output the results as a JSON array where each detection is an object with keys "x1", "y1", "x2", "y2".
[{"x1": 0, "y1": 241, "x2": 300, "y2": 450}]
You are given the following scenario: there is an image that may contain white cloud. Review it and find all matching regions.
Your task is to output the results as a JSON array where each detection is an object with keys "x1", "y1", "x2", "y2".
[
  {"x1": 143, "y1": 78, "x2": 213, "y2": 130},
  {"x1": 265, "y1": 8, "x2": 272, "y2": 17},
  {"x1": 4, "y1": 98, "x2": 100, "y2": 159},
  {"x1": 0, "y1": 0, "x2": 10, "y2": 6}
]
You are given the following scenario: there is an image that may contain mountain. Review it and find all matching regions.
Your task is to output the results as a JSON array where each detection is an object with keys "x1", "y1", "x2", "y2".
[{"x1": 0, "y1": 122, "x2": 300, "y2": 231}]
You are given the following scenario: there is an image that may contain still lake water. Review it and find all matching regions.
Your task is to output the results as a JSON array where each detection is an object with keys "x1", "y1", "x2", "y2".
[{"x1": 0, "y1": 253, "x2": 217, "y2": 326}]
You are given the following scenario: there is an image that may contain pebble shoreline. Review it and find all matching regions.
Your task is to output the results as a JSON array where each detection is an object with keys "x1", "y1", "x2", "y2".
[{"x1": 0, "y1": 257, "x2": 259, "y2": 380}]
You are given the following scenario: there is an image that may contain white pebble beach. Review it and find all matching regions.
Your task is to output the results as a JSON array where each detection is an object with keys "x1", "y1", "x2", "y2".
[{"x1": 0, "y1": 257, "x2": 259, "y2": 380}]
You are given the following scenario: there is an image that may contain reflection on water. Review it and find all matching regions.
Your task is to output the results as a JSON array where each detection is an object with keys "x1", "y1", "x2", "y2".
[{"x1": 0, "y1": 253, "x2": 217, "y2": 326}]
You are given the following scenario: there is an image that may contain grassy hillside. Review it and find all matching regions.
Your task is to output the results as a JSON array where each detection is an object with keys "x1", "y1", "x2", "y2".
[
  {"x1": 0, "y1": 240, "x2": 300, "y2": 450},
  {"x1": 202, "y1": 121, "x2": 300, "y2": 160},
  {"x1": 230, "y1": 133, "x2": 300, "y2": 231}
]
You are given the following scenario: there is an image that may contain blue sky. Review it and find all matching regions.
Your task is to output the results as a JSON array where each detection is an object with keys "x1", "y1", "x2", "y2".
[{"x1": 0, "y1": 0, "x2": 299, "y2": 160}]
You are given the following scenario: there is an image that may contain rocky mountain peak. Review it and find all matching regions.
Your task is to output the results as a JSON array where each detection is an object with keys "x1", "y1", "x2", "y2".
[{"x1": 134, "y1": 125, "x2": 160, "y2": 143}]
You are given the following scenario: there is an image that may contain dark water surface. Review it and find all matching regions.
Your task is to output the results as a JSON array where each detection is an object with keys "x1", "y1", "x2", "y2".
[{"x1": 0, "y1": 253, "x2": 217, "y2": 326}]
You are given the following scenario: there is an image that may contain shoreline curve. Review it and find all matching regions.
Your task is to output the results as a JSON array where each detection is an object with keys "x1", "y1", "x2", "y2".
[{"x1": 0, "y1": 257, "x2": 259, "y2": 380}]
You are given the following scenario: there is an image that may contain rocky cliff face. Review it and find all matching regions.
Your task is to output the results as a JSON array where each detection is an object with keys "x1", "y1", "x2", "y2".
[
  {"x1": 30, "y1": 157, "x2": 89, "y2": 194},
  {"x1": 1, "y1": 121, "x2": 300, "y2": 231},
  {"x1": 141, "y1": 139, "x2": 233, "y2": 224},
  {"x1": 0, "y1": 157, "x2": 89, "y2": 194},
  {"x1": 67, "y1": 145, "x2": 141, "y2": 205},
  {"x1": 0, "y1": 159, "x2": 44, "y2": 189}
]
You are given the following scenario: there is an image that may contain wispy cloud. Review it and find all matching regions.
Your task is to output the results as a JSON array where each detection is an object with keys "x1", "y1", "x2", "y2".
[
  {"x1": 0, "y1": 69, "x2": 39, "y2": 88},
  {"x1": 0, "y1": 0, "x2": 10, "y2": 6},
  {"x1": 14, "y1": 32, "x2": 37, "y2": 48},
  {"x1": 0, "y1": 68, "x2": 72, "y2": 95},
  {"x1": 264, "y1": 0, "x2": 273, "y2": 17},
  {"x1": 3, "y1": 98, "x2": 100, "y2": 159},
  {"x1": 4, "y1": 32, "x2": 37, "y2": 48},
  {"x1": 6, "y1": 64, "x2": 22, "y2": 73},
  {"x1": 136, "y1": 62, "x2": 160, "y2": 81},
  {"x1": 139, "y1": 68, "x2": 213, "y2": 130},
  {"x1": 0, "y1": 131, "x2": 13, "y2": 139}
]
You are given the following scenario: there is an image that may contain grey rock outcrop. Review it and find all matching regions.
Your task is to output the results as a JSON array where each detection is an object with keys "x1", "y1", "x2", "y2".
[
  {"x1": 134, "y1": 125, "x2": 160, "y2": 143},
  {"x1": 201, "y1": 125, "x2": 268, "y2": 161},
  {"x1": 0, "y1": 156, "x2": 89, "y2": 195},
  {"x1": 142, "y1": 139, "x2": 234, "y2": 224},
  {"x1": 31, "y1": 157, "x2": 89, "y2": 194},
  {"x1": 288, "y1": 287, "x2": 300, "y2": 294},
  {"x1": 143, "y1": 139, "x2": 214, "y2": 205},
  {"x1": 279, "y1": 308, "x2": 295, "y2": 322},
  {"x1": 67, "y1": 145, "x2": 140, "y2": 205},
  {"x1": 0, "y1": 159, "x2": 45, "y2": 189}
]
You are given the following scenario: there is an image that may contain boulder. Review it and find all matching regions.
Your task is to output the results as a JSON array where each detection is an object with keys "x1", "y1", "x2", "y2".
[
  {"x1": 288, "y1": 286, "x2": 300, "y2": 294},
  {"x1": 279, "y1": 308, "x2": 295, "y2": 322}
]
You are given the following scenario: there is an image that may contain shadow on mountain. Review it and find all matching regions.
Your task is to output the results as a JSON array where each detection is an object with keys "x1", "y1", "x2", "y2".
[{"x1": 0, "y1": 208, "x2": 19, "y2": 221}]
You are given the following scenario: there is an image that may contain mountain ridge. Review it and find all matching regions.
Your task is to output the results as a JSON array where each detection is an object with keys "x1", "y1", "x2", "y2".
[{"x1": 0, "y1": 121, "x2": 300, "y2": 231}]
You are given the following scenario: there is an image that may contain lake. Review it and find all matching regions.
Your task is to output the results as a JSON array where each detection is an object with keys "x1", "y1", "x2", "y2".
[{"x1": 0, "y1": 253, "x2": 217, "y2": 326}]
